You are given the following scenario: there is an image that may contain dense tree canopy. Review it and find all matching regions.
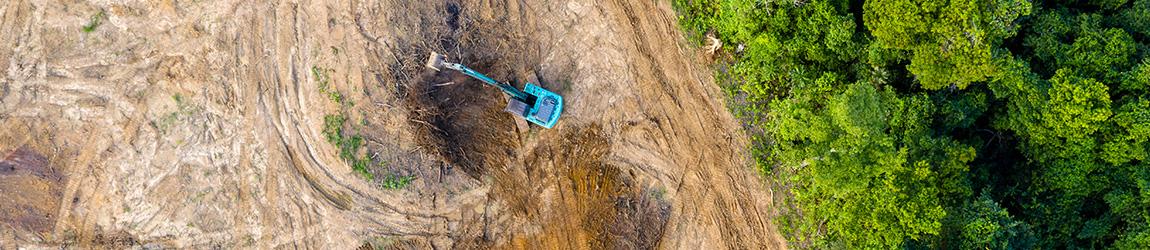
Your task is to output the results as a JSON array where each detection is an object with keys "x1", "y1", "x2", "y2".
[
  {"x1": 674, "y1": 0, "x2": 1150, "y2": 248},
  {"x1": 866, "y1": 0, "x2": 1031, "y2": 89}
]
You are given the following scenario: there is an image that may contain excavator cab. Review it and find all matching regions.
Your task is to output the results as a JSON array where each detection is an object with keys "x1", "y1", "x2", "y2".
[{"x1": 504, "y1": 83, "x2": 562, "y2": 128}]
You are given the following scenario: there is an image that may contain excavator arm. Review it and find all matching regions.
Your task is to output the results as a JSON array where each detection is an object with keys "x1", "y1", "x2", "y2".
[{"x1": 442, "y1": 62, "x2": 531, "y2": 101}]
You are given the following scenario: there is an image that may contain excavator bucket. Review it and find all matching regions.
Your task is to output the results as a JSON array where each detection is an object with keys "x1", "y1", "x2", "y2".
[{"x1": 425, "y1": 52, "x2": 446, "y2": 71}]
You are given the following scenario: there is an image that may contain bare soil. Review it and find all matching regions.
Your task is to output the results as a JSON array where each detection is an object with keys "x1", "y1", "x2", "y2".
[
  {"x1": 0, "y1": 144, "x2": 64, "y2": 242},
  {"x1": 0, "y1": 0, "x2": 784, "y2": 248}
]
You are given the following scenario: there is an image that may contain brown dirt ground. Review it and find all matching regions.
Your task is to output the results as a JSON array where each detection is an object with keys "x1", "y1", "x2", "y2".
[{"x1": 0, "y1": 0, "x2": 785, "y2": 248}]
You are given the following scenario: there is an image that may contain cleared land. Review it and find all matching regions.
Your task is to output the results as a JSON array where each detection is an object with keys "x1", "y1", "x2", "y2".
[{"x1": 0, "y1": 0, "x2": 783, "y2": 248}]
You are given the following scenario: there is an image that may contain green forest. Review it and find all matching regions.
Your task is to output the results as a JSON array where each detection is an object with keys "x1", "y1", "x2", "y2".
[{"x1": 673, "y1": 0, "x2": 1150, "y2": 248}]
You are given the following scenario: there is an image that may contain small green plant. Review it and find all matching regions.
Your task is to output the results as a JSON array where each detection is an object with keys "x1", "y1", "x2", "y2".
[
  {"x1": 651, "y1": 187, "x2": 667, "y2": 200},
  {"x1": 311, "y1": 66, "x2": 327, "y2": 84},
  {"x1": 379, "y1": 173, "x2": 415, "y2": 190},
  {"x1": 82, "y1": 10, "x2": 106, "y2": 33},
  {"x1": 172, "y1": 93, "x2": 185, "y2": 105},
  {"x1": 316, "y1": 67, "x2": 374, "y2": 179},
  {"x1": 322, "y1": 113, "x2": 375, "y2": 179},
  {"x1": 315, "y1": 65, "x2": 412, "y2": 189},
  {"x1": 312, "y1": 66, "x2": 345, "y2": 104},
  {"x1": 152, "y1": 93, "x2": 200, "y2": 134},
  {"x1": 366, "y1": 236, "x2": 399, "y2": 250},
  {"x1": 322, "y1": 113, "x2": 348, "y2": 144}
]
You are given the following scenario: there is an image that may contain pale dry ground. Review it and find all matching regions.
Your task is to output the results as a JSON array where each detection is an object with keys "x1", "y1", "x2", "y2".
[{"x1": 0, "y1": 0, "x2": 785, "y2": 248}]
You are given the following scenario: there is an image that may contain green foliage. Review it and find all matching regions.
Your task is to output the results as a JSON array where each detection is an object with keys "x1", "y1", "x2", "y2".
[
  {"x1": 1115, "y1": 0, "x2": 1150, "y2": 39},
  {"x1": 379, "y1": 173, "x2": 415, "y2": 190},
  {"x1": 1120, "y1": 59, "x2": 1150, "y2": 93},
  {"x1": 322, "y1": 113, "x2": 374, "y2": 180},
  {"x1": 1088, "y1": 0, "x2": 1130, "y2": 10},
  {"x1": 865, "y1": 0, "x2": 1031, "y2": 89},
  {"x1": 671, "y1": 0, "x2": 722, "y2": 41},
  {"x1": 680, "y1": 0, "x2": 865, "y2": 107},
  {"x1": 950, "y1": 191, "x2": 1037, "y2": 249},
  {"x1": 771, "y1": 83, "x2": 975, "y2": 248},
  {"x1": 315, "y1": 65, "x2": 412, "y2": 189},
  {"x1": 1106, "y1": 166, "x2": 1150, "y2": 248},
  {"x1": 1025, "y1": 12, "x2": 1137, "y2": 81},
  {"x1": 936, "y1": 90, "x2": 990, "y2": 131},
  {"x1": 995, "y1": 68, "x2": 1113, "y2": 164},
  {"x1": 673, "y1": 0, "x2": 868, "y2": 170},
  {"x1": 989, "y1": 7, "x2": 1148, "y2": 245},
  {"x1": 312, "y1": 66, "x2": 345, "y2": 104},
  {"x1": 82, "y1": 11, "x2": 105, "y2": 33},
  {"x1": 676, "y1": 0, "x2": 1150, "y2": 248},
  {"x1": 152, "y1": 93, "x2": 201, "y2": 134}
]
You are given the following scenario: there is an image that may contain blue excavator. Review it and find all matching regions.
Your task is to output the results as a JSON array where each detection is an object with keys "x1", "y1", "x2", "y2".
[{"x1": 425, "y1": 52, "x2": 563, "y2": 129}]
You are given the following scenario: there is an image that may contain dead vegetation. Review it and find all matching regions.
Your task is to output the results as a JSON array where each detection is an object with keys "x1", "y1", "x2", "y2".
[{"x1": 400, "y1": 0, "x2": 537, "y2": 178}]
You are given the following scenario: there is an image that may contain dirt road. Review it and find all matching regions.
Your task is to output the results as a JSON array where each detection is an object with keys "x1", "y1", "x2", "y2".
[{"x1": 0, "y1": 0, "x2": 784, "y2": 248}]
